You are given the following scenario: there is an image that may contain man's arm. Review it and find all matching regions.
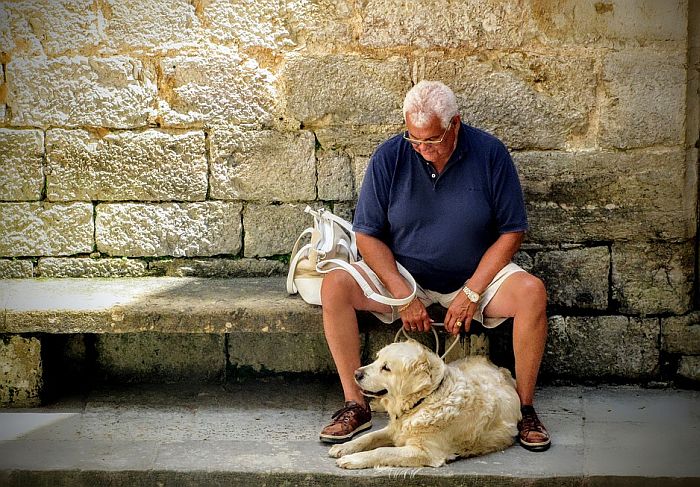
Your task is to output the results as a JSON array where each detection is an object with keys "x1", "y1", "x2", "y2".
[{"x1": 444, "y1": 231, "x2": 524, "y2": 334}]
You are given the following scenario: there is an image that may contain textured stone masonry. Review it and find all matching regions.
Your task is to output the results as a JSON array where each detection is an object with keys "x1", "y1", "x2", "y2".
[{"x1": 0, "y1": 129, "x2": 44, "y2": 201}]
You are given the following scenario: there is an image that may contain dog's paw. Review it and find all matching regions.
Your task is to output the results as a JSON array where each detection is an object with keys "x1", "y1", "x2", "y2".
[
  {"x1": 328, "y1": 444, "x2": 346, "y2": 458},
  {"x1": 336, "y1": 453, "x2": 369, "y2": 469}
]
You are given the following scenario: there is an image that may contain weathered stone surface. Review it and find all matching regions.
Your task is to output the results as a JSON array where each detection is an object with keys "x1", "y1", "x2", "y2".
[
  {"x1": 315, "y1": 126, "x2": 402, "y2": 157},
  {"x1": 95, "y1": 333, "x2": 225, "y2": 382},
  {"x1": 284, "y1": 0, "x2": 354, "y2": 46},
  {"x1": 243, "y1": 204, "x2": 316, "y2": 258},
  {"x1": 542, "y1": 315, "x2": 659, "y2": 380},
  {"x1": 516, "y1": 149, "x2": 694, "y2": 242},
  {"x1": 662, "y1": 313, "x2": 700, "y2": 355},
  {"x1": 600, "y1": 49, "x2": 686, "y2": 149},
  {"x1": 210, "y1": 128, "x2": 316, "y2": 202},
  {"x1": 418, "y1": 53, "x2": 596, "y2": 149},
  {"x1": 612, "y1": 241, "x2": 694, "y2": 316},
  {"x1": 0, "y1": 0, "x2": 100, "y2": 57},
  {"x1": 46, "y1": 129, "x2": 207, "y2": 201},
  {"x1": 100, "y1": 0, "x2": 201, "y2": 53},
  {"x1": 228, "y1": 332, "x2": 334, "y2": 373},
  {"x1": 283, "y1": 55, "x2": 410, "y2": 126},
  {"x1": 0, "y1": 335, "x2": 42, "y2": 407},
  {"x1": 149, "y1": 258, "x2": 286, "y2": 278},
  {"x1": 0, "y1": 202, "x2": 94, "y2": 257},
  {"x1": 360, "y1": 0, "x2": 535, "y2": 49},
  {"x1": 38, "y1": 257, "x2": 149, "y2": 278},
  {"x1": 532, "y1": 247, "x2": 609, "y2": 310},
  {"x1": 352, "y1": 156, "x2": 371, "y2": 198},
  {"x1": 96, "y1": 202, "x2": 242, "y2": 257},
  {"x1": 6, "y1": 56, "x2": 157, "y2": 128},
  {"x1": 530, "y1": 0, "x2": 688, "y2": 46},
  {"x1": 678, "y1": 356, "x2": 700, "y2": 383},
  {"x1": 0, "y1": 129, "x2": 44, "y2": 201},
  {"x1": 318, "y1": 152, "x2": 353, "y2": 201},
  {"x1": 332, "y1": 202, "x2": 355, "y2": 223},
  {"x1": 0, "y1": 260, "x2": 33, "y2": 278},
  {"x1": 157, "y1": 49, "x2": 276, "y2": 127}
]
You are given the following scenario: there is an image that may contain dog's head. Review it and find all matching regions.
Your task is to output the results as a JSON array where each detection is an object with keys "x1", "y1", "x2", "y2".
[{"x1": 354, "y1": 339, "x2": 446, "y2": 418}]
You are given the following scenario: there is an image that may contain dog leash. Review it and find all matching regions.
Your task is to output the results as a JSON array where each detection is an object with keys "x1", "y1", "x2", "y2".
[{"x1": 393, "y1": 323, "x2": 462, "y2": 361}]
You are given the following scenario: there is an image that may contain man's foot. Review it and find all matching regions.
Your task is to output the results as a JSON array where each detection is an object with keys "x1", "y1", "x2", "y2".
[
  {"x1": 518, "y1": 405, "x2": 551, "y2": 452},
  {"x1": 319, "y1": 400, "x2": 372, "y2": 444}
]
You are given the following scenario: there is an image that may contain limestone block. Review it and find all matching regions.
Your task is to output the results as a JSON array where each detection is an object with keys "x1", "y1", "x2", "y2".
[
  {"x1": 95, "y1": 333, "x2": 225, "y2": 382},
  {"x1": 530, "y1": 0, "x2": 687, "y2": 46},
  {"x1": 7, "y1": 56, "x2": 156, "y2": 128},
  {"x1": 662, "y1": 313, "x2": 700, "y2": 355},
  {"x1": 352, "y1": 156, "x2": 371, "y2": 198},
  {"x1": 1, "y1": 335, "x2": 42, "y2": 407},
  {"x1": 360, "y1": 0, "x2": 536, "y2": 49},
  {"x1": 0, "y1": 202, "x2": 94, "y2": 257},
  {"x1": 318, "y1": 152, "x2": 353, "y2": 201},
  {"x1": 157, "y1": 49, "x2": 276, "y2": 127},
  {"x1": 532, "y1": 247, "x2": 609, "y2": 310},
  {"x1": 600, "y1": 49, "x2": 686, "y2": 149},
  {"x1": 0, "y1": 260, "x2": 34, "y2": 278},
  {"x1": 96, "y1": 202, "x2": 242, "y2": 257},
  {"x1": 0, "y1": 0, "x2": 100, "y2": 57},
  {"x1": 149, "y1": 258, "x2": 286, "y2": 278},
  {"x1": 210, "y1": 128, "x2": 316, "y2": 201},
  {"x1": 332, "y1": 203, "x2": 354, "y2": 223},
  {"x1": 243, "y1": 203, "x2": 317, "y2": 258},
  {"x1": 228, "y1": 332, "x2": 334, "y2": 374},
  {"x1": 513, "y1": 250, "x2": 533, "y2": 272},
  {"x1": 38, "y1": 257, "x2": 149, "y2": 278},
  {"x1": 418, "y1": 54, "x2": 596, "y2": 150},
  {"x1": 201, "y1": 0, "x2": 294, "y2": 50},
  {"x1": 315, "y1": 125, "x2": 402, "y2": 157},
  {"x1": 678, "y1": 356, "x2": 700, "y2": 383},
  {"x1": 516, "y1": 149, "x2": 694, "y2": 242},
  {"x1": 101, "y1": 0, "x2": 201, "y2": 53},
  {"x1": 284, "y1": 0, "x2": 353, "y2": 46},
  {"x1": 46, "y1": 129, "x2": 207, "y2": 201},
  {"x1": 612, "y1": 241, "x2": 694, "y2": 316},
  {"x1": 0, "y1": 129, "x2": 44, "y2": 201},
  {"x1": 542, "y1": 315, "x2": 659, "y2": 380},
  {"x1": 283, "y1": 54, "x2": 411, "y2": 126}
]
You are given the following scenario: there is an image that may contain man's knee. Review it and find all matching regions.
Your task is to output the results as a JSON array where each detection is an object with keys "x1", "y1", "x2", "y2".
[
  {"x1": 321, "y1": 270, "x2": 357, "y2": 305},
  {"x1": 515, "y1": 273, "x2": 548, "y2": 309}
]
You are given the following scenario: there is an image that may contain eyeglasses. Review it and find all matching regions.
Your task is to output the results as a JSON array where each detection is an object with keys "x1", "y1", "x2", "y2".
[{"x1": 403, "y1": 120, "x2": 453, "y2": 146}]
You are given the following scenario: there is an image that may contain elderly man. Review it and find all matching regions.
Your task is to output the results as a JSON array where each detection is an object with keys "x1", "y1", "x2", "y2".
[{"x1": 319, "y1": 80, "x2": 550, "y2": 452}]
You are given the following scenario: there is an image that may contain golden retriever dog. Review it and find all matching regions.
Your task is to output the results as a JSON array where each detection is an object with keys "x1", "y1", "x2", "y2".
[{"x1": 329, "y1": 340, "x2": 520, "y2": 469}]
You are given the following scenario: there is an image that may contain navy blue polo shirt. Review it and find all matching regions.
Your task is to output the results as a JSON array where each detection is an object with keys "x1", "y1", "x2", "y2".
[{"x1": 353, "y1": 123, "x2": 528, "y2": 293}]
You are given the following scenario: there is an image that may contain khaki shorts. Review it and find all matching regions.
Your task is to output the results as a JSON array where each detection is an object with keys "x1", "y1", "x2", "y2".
[{"x1": 354, "y1": 261, "x2": 525, "y2": 328}]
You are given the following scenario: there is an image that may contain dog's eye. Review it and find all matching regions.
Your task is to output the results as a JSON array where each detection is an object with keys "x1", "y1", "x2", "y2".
[{"x1": 381, "y1": 363, "x2": 391, "y2": 372}]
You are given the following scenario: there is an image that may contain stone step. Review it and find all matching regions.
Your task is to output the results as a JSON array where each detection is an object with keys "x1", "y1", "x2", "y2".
[{"x1": 0, "y1": 381, "x2": 698, "y2": 486}]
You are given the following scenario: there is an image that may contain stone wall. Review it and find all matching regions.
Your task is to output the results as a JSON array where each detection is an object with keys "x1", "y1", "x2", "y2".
[{"x1": 0, "y1": 1, "x2": 698, "y2": 382}]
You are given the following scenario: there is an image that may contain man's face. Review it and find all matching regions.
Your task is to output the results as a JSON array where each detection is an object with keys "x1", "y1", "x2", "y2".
[{"x1": 404, "y1": 114, "x2": 459, "y2": 166}]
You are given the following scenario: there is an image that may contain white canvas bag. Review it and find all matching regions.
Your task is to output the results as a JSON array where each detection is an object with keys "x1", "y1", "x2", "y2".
[{"x1": 286, "y1": 206, "x2": 417, "y2": 308}]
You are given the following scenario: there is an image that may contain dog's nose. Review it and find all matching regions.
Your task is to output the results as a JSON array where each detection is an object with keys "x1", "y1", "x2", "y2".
[{"x1": 354, "y1": 370, "x2": 364, "y2": 381}]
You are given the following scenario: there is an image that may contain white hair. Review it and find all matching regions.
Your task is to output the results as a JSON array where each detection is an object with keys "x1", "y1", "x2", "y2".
[{"x1": 402, "y1": 80, "x2": 459, "y2": 129}]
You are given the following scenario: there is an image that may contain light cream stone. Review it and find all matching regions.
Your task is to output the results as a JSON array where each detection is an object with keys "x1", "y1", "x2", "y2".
[
  {"x1": 542, "y1": 315, "x2": 659, "y2": 380},
  {"x1": 0, "y1": 260, "x2": 34, "y2": 278},
  {"x1": 46, "y1": 129, "x2": 207, "y2": 201},
  {"x1": 352, "y1": 156, "x2": 371, "y2": 198},
  {"x1": 243, "y1": 203, "x2": 317, "y2": 258},
  {"x1": 228, "y1": 332, "x2": 334, "y2": 373},
  {"x1": 101, "y1": 0, "x2": 201, "y2": 54},
  {"x1": 210, "y1": 127, "x2": 316, "y2": 202},
  {"x1": 96, "y1": 202, "x2": 242, "y2": 257},
  {"x1": 0, "y1": 202, "x2": 94, "y2": 257},
  {"x1": 315, "y1": 125, "x2": 402, "y2": 157},
  {"x1": 0, "y1": 0, "x2": 100, "y2": 57},
  {"x1": 0, "y1": 336, "x2": 42, "y2": 407},
  {"x1": 360, "y1": 0, "x2": 536, "y2": 49},
  {"x1": 284, "y1": 0, "x2": 354, "y2": 46},
  {"x1": 38, "y1": 257, "x2": 149, "y2": 278},
  {"x1": 418, "y1": 53, "x2": 596, "y2": 149},
  {"x1": 532, "y1": 247, "x2": 609, "y2": 310},
  {"x1": 600, "y1": 49, "x2": 686, "y2": 149},
  {"x1": 149, "y1": 258, "x2": 286, "y2": 278},
  {"x1": 283, "y1": 54, "x2": 411, "y2": 126},
  {"x1": 6, "y1": 56, "x2": 157, "y2": 128},
  {"x1": 662, "y1": 313, "x2": 700, "y2": 355},
  {"x1": 612, "y1": 241, "x2": 694, "y2": 316},
  {"x1": 318, "y1": 151, "x2": 353, "y2": 201},
  {"x1": 0, "y1": 129, "x2": 44, "y2": 201},
  {"x1": 157, "y1": 49, "x2": 276, "y2": 127}
]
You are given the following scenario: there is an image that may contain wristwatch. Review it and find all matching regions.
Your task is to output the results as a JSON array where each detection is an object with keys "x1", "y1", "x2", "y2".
[{"x1": 462, "y1": 284, "x2": 480, "y2": 303}]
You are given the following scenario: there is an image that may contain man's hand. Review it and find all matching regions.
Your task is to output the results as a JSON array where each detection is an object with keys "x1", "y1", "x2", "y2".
[
  {"x1": 445, "y1": 292, "x2": 478, "y2": 335},
  {"x1": 399, "y1": 299, "x2": 433, "y2": 332}
]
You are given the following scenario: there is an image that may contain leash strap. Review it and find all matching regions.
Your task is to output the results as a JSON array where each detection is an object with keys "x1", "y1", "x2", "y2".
[{"x1": 393, "y1": 323, "x2": 462, "y2": 361}]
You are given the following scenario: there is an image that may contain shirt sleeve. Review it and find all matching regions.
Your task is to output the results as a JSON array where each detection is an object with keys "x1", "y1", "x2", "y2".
[
  {"x1": 490, "y1": 141, "x2": 529, "y2": 234},
  {"x1": 353, "y1": 145, "x2": 393, "y2": 239}
]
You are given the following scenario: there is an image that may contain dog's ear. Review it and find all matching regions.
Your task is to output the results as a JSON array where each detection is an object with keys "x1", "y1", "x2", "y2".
[{"x1": 406, "y1": 351, "x2": 445, "y2": 396}]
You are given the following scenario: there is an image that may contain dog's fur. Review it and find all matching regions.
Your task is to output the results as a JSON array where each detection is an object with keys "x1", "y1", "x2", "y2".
[{"x1": 329, "y1": 340, "x2": 521, "y2": 469}]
